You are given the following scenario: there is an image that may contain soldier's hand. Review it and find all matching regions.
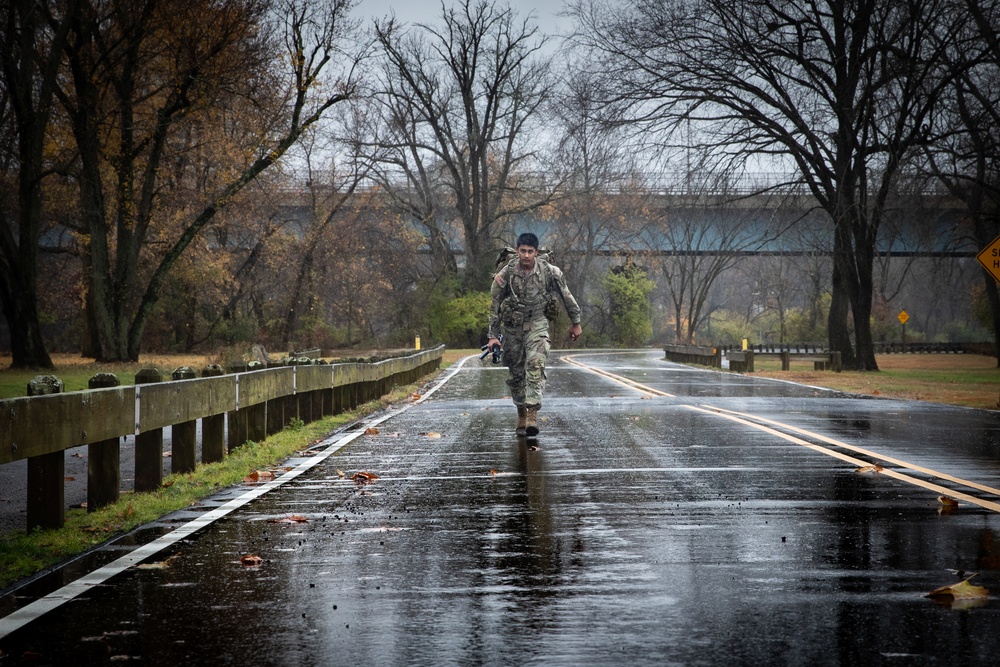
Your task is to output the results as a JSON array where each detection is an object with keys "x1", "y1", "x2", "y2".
[{"x1": 567, "y1": 323, "x2": 582, "y2": 342}]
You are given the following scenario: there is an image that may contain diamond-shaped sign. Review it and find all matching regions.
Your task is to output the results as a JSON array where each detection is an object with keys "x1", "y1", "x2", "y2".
[
  {"x1": 976, "y1": 234, "x2": 1000, "y2": 283},
  {"x1": 898, "y1": 310, "x2": 909, "y2": 325}
]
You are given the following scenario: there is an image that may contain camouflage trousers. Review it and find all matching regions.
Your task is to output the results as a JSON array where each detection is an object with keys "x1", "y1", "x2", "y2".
[{"x1": 503, "y1": 317, "x2": 550, "y2": 407}]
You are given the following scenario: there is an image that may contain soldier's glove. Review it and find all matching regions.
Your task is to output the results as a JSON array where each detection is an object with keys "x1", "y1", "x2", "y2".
[{"x1": 479, "y1": 342, "x2": 504, "y2": 364}]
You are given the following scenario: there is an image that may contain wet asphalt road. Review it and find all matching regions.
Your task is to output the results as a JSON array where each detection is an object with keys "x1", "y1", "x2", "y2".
[{"x1": 2, "y1": 350, "x2": 1000, "y2": 666}]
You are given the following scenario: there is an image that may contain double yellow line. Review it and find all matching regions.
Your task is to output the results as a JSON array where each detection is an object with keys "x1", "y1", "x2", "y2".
[{"x1": 561, "y1": 354, "x2": 1000, "y2": 513}]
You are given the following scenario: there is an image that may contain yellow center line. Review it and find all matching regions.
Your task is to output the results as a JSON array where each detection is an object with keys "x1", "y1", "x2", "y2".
[
  {"x1": 683, "y1": 405, "x2": 1000, "y2": 513},
  {"x1": 561, "y1": 354, "x2": 676, "y2": 397},
  {"x1": 560, "y1": 354, "x2": 1000, "y2": 513},
  {"x1": 699, "y1": 404, "x2": 1000, "y2": 499}
]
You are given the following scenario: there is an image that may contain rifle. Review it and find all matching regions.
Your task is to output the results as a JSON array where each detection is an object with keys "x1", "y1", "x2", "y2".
[{"x1": 479, "y1": 336, "x2": 504, "y2": 363}]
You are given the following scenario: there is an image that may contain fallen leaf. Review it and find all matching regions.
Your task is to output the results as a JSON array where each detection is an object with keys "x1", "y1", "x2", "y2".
[
  {"x1": 420, "y1": 431, "x2": 443, "y2": 438},
  {"x1": 243, "y1": 470, "x2": 275, "y2": 483},
  {"x1": 64, "y1": 476, "x2": 76, "y2": 482},
  {"x1": 490, "y1": 469, "x2": 498, "y2": 475},
  {"x1": 927, "y1": 574, "x2": 989, "y2": 600},
  {"x1": 71, "y1": 452, "x2": 83, "y2": 458},
  {"x1": 938, "y1": 495, "x2": 960, "y2": 508},
  {"x1": 872, "y1": 389, "x2": 880, "y2": 395},
  {"x1": 352, "y1": 471, "x2": 379, "y2": 484},
  {"x1": 163, "y1": 452, "x2": 171, "y2": 457},
  {"x1": 641, "y1": 395, "x2": 653, "y2": 400},
  {"x1": 855, "y1": 463, "x2": 884, "y2": 473},
  {"x1": 240, "y1": 554, "x2": 263, "y2": 566},
  {"x1": 162, "y1": 479, "x2": 175, "y2": 488},
  {"x1": 336, "y1": 468, "x2": 345, "y2": 478},
  {"x1": 268, "y1": 514, "x2": 309, "y2": 524},
  {"x1": 411, "y1": 393, "x2": 422, "y2": 400},
  {"x1": 364, "y1": 427, "x2": 380, "y2": 435},
  {"x1": 137, "y1": 553, "x2": 182, "y2": 570}
]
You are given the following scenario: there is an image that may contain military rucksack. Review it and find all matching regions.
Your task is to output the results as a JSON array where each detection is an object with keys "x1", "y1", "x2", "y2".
[
  {"x1": 493, "y1": 245, "x2": 561, "y2": 321},
  {"x1": 493, "y1": 245, "x2": 554, "y2": 272}
]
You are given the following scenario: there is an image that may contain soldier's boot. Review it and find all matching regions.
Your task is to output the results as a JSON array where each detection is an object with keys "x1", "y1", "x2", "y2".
[
  {"x1": 515, "y1": 405, "x2": 528, "y2": 436},
  {"x1": 525, "y1": 404, "x2": 540, "y2": 436}
]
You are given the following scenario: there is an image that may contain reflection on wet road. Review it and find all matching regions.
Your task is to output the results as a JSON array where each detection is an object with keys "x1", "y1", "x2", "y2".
[{"x1": 2, "y1": 350, "x2": 1000, "y2": 666}]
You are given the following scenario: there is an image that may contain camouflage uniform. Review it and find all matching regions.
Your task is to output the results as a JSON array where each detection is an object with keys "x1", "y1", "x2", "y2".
[{"x1": 488, "y1": 257, "x2": 582, "y2": 408}]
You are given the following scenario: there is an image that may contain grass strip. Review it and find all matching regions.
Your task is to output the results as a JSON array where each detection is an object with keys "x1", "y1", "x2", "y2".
[{"x1": 0, "y1": 378, "x2": 436, "y2": 591}]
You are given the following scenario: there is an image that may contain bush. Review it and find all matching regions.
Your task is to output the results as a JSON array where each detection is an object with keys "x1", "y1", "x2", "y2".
[
  {"x1": 604, "y1": 263, "x2": 654, "y2": 347},
  {"x1": 429, "y1": 289, "x2": 491, "y2": 348}
]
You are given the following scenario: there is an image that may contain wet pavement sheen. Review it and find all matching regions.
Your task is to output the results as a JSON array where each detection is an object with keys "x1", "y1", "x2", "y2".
[{"x1": 2, "y1": 351, "x2": 1000, "y2": 666}]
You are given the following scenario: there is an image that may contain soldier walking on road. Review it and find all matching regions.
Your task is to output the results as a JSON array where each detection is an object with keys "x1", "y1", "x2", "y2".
[{"x1": 486, "y1": 233, "x2": 582, "y2": 436}]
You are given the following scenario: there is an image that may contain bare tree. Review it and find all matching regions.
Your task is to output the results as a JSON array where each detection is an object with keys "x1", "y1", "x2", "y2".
[
  {"x1": 0, "y1": 0, "x2": 78, "y2": 368},
  {"x1": 369, "y1": 0, "x2": 553, "y2": 291},
  {"x1": 643, "y1": 176, "x2": 783, "y2": 344},
  {"x1": 55, "y1": 0, "x2": 363, "y2": 361},
  {"x1": 571, "y1": 0, "x2": 969, "y2": 369},
  {"x1": 922, "y1": 0, "x2": 1000, "y2": 363}
]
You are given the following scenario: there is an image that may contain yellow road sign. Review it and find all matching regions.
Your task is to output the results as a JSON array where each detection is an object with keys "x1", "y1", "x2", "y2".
[
  {"x1": 976, "y1": 234, "x2": 1000, "y2": 283},
  {"x1": 898, "y1": 310, "x2": 909, "y2": 325}
]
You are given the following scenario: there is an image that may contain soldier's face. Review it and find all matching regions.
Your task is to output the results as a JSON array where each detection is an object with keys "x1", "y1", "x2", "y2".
[{"x1": 517, "y1": 245, "x2": 537, "y2": 269}]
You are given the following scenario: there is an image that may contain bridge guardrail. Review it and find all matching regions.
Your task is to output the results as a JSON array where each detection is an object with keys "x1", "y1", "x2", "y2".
[{"x1": 2, "y1": 346, "x2": 444, "y2": 532}]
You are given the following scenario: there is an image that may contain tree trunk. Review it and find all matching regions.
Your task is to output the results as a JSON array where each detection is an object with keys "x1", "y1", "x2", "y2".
[
  {"x1": 0, "y1": 271, "x2": 53, "y2": 369},
  {"x1": 828, "y1": 226, "x2": 854, "y2": 367}
]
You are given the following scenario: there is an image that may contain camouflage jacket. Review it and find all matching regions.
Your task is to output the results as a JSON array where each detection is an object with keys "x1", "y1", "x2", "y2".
[{"x1": 487, "y1": 258, "x2": 581, "y2": 339}]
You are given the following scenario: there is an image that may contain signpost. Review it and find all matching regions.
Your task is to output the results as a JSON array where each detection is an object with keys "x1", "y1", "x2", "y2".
[
  {"x1": 976, "y1": 234, "x2": 1000, "y2": 283},
  {"x1": 898, "y1": 310, "x2": 909, "y2": 345}
]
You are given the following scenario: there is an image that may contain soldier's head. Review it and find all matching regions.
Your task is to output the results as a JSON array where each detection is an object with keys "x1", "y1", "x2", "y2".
[
  {"x1": 516, "y1": 232, "x2": 538, "y2": 249},
  {"x1": 516, "y1": 233, "x2": 539, "y2": 269}
]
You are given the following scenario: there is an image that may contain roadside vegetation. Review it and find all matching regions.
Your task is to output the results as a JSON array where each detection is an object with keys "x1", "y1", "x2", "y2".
[{"x1": 750, "y1": 354, "x2": 999, "y2": 410}]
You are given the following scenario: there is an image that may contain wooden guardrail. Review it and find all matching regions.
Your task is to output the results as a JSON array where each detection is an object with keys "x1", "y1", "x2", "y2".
[
  {"x1": 663, "y1": 344, "x2": 721, "y2": 367},
  {"x1": 726, "y1": 349, "x2": 841, "y2": 373},
  {"x1": 1, "y1": 346, "x2": 444, "y2": 532}
]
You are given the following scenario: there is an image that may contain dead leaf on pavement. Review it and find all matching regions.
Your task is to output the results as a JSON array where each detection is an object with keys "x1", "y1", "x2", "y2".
[
  {"x1": 336, "y1": 468, "x2": 345, "y2": 477},
  {"x1": 420, "y1": 431, "x2": 443, "y2": 438},
  {"x1": 352, "y1": 471, "x2": 379, "y2": 484},
  {"x1": 364, "y1": 427, "x2": 380, "y2": 435},
  {"x1": 490, "y1": 469, "x2": 498, "y2": 475},
  {"x1": 243, "y1": 470, "x2": 275, "y2": 483},
  {"x1": 938, "y1": 495, "x2": 960, "y2": 508},
  {"x1": 927, "y1": 574, "x2": 989, "y2": 601},
  {"x1": 855, "y1": 463, "x2": 884, "y2": 473},
  {"x1": 137, "y1": 552, "x2": 182, "y2": 570},
  {"x1": 240, "y1": 554, "x2": 263, "y2": 566},
  {"x1": 268, "y1": 514, "x2": 309, "y2": 524}
]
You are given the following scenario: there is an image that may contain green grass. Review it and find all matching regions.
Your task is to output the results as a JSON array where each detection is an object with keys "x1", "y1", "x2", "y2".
[{"x1": 0, "y1": 378, "x2": 434, "y2": 591}]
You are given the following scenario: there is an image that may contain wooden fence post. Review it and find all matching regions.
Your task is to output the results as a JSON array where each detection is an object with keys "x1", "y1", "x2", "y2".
[
  {"x1": 171, "y1": 367, "x2": 197, "y2": 474},
  {"x1": 201, "y1": 365, "x2": 225, "y2": 464},
  {"x1": 134, "y1": 368, "x2": 163, "y2": 492},
  {"x1": 87, "y1": 373, "x2": 121, "y2": 511},
  {"x1": 26, "y1": 375, "x2": 65, "y2": 531}
]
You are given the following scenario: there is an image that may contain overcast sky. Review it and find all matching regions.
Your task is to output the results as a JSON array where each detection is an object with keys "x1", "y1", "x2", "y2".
[{"x1": 353, "y1": 0, "x2": 571, "y2": 38}]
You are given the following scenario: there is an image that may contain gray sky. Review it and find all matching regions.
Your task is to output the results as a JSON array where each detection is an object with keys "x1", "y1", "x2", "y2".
[{"x1": 353, "y1": 0, "x2": 571, "y2": 37}]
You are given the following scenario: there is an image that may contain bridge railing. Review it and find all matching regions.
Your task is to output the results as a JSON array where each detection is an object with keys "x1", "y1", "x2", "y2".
[{"x1": 1, "y1": 346, "x2": 444, "y2": 533}]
